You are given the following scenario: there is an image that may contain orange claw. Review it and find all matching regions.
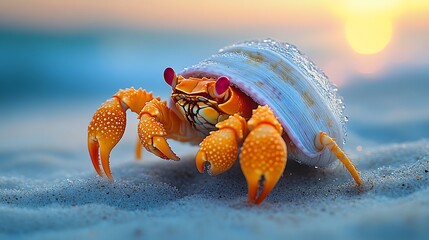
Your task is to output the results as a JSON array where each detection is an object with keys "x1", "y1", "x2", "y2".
[
  {"x1": 88, "y1": 97, "x2": 127, "y2": 179},
  {"x1": 196, "y1": 114, "x2": 246, "y2": 175},
  {"x1": 240, "y1": 106, "x2": 287, "y2": 204},
  {"x1": 138, "y1": 113, "x2": 179, "y2": 161},
  {"x1": 196, "y1": 128, "x2": 238, "y2": 175}
]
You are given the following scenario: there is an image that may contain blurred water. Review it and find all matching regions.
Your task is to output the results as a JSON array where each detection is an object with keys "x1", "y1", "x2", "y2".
[
  {"x1": 344, "y1": 68, "x2": 429, "y2": 145},
  {"x1": 0, "y1": 28, "x2": 233, "y2": 105}
]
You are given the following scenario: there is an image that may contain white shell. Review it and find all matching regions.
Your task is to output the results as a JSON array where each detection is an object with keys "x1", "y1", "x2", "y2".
[{"x1": 179, "y1": 39, "x2": 347, "y2": 167}]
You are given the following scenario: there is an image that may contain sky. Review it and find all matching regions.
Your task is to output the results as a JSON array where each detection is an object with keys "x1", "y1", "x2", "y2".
[{"x1": 0, "y1": 0, "x2": 428, "y2": 86}]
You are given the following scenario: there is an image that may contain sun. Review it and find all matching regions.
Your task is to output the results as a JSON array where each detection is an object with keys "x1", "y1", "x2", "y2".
[{"x1": 344, "y1": 14, "x2": 393, "y2": 55}]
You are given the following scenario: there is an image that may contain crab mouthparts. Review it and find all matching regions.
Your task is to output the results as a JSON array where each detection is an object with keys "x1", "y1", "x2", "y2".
[{"x1": 173, "y1": 94, "x2": 221, "y2": 135}]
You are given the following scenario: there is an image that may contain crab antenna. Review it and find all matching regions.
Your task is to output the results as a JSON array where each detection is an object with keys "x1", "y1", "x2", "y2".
[
  {"x1": 214, "y1": 76, "x2": 230, "y2": 97},
  {"x1": 164, "y1": 67, "x2": 177, "y2": 87}
]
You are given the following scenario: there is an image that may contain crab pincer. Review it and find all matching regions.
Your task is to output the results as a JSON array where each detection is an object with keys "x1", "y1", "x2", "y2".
[
  {"x1": 138, "y1": 112, "x2": 179, "y2": 161},
  {"x1": 240, "y1": 106, "x2": 287, "y2": 204},
  {"x1": 88, "y1": 97, "x2": 127, "y2": 179},
  {"x1": 196, "y1": 114, "x2": 246, "y2": 175}
]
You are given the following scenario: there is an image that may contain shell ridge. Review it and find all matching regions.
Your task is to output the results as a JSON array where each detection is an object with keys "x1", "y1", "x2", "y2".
[{"x1": 209, "y1": 49, "x2": 320, "y2": 157}]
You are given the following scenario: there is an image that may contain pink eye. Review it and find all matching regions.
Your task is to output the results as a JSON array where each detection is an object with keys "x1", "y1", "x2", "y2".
[
  {"x1": 215, "y1": 76, "x2": 230, "y2": 96},
  {"x1": 164, "y1": 67, "x2": 177, "y2": 87}
]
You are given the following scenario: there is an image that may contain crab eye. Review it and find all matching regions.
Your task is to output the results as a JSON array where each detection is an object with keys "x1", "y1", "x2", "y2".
[
  {"x1": 214, "y1": 76, "x2": 230, "y2": 96},
  {"x1": 164, "y1": 67, "x2": 177, "y2": 87}
]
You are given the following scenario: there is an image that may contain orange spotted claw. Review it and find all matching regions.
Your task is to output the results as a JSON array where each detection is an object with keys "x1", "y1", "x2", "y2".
[
  {"x1": 196, "y1": 114, "x2": 246, "y2": 175},
  {"x1": 240, "y1": 106, "x2": 287, "y2": 204},
  {"x1": 88, "y1": 97, "x2": 127, "y2": 179},
  {"x1": 138, "y1": 113, "x2": 179, "y2": 161}
]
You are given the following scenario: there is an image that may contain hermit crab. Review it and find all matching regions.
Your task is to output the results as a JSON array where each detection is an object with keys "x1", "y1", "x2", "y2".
[{"x1": 88, "y1": 39, "x2": 362, "y2": 204}]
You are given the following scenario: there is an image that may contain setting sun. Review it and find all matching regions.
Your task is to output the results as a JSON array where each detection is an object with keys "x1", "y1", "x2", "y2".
[
  {"x1": 345, "y1": 14, "x2": 393, "y2": 55},
  {"x1": 330, "y1": 0, "x2": 400, "y2": 55}
]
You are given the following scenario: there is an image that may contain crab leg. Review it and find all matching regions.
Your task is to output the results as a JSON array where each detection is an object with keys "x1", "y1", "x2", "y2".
[
  {"x1": 135, "y1": 138, "x2": 143, "y2": 160},
  {"x1": 240, "y1": 106, "x2": 287, "y2": 204},
  {"x1": 315, "y1": 132, "x2": 362, "y2": 186},
  {"x1": 88, "y1": 88, "x2": 158, "y2": 179},
  {"x1": 195, "y1": 114, "x2": 247, "y2": 175}
]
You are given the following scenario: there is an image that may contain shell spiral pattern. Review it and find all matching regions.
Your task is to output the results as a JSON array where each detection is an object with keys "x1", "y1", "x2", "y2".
[{"x1": 180, "y1": 39, "x2": 347, "y2": 166}]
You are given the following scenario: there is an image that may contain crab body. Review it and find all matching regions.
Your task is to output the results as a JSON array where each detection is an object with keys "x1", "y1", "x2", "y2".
[
  {"x1": 170, "y1": 76, "x2": 256, "y2": 137},
  {"x1": 87, "y1": 39, "x2": 362, "y2": 204}
]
